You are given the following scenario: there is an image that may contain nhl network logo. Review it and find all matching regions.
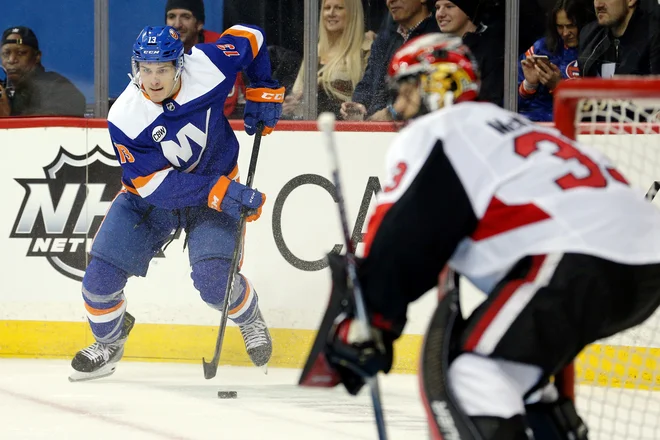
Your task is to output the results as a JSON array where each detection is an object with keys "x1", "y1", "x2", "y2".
[{"x1": 11, "y1": 146, "x2": 122, "y2": 281}]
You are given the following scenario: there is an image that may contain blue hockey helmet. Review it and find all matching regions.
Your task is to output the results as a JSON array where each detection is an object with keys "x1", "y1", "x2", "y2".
[{"x1": 131, "y1": 26, "x2": 184, "y2": 87}]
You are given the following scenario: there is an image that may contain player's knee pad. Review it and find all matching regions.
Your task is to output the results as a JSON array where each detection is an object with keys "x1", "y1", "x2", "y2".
[
  {"x1": 525, "y1": 398, "x2": 588, "y2": 440},
  {"x1": 82, "y1": 257, "x2": 128, "y2": 299},
  {"x1": 191, "y1": 258, "x2": 233, "y2": 305},
  {"x1": 191, "y1": 259, "x2": 257, "y2": 324}
]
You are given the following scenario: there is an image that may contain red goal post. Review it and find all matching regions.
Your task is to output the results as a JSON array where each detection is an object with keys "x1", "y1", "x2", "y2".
[
  {"x1": 554, "y1": 77, "x2": 660, "y2": 139},
  {"x1": 553, "y1": 77, "x2": 660, "y2": 439}
]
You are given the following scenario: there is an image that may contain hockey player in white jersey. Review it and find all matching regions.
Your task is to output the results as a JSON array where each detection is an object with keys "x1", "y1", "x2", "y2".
[
  {"x1": 299, "y1": 34, "x2": 660, "y2": 439},
  {"x1": 69, "y1": 25, "x2": 284, "y2": 381}
]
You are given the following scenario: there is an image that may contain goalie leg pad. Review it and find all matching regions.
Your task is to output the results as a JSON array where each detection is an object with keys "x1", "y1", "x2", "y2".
[
  {"x1": 448, "y1": 353, "x2": 543, "y2": 418},
  {"x1": 81, "y1": 258, "x2": 129, "y2": 343},
  {"x1": 420, "y1": 286, "x2": 484, "y2": 439},
  {"x1": 471, "y1": 415, "x2": 531, "y2": 440},
  {"x1": 526, "y1": 398, "x2": 588, "y2": 440},
  {"x1": 191, "y1": 258, "x2": 257, "y2": 325}
]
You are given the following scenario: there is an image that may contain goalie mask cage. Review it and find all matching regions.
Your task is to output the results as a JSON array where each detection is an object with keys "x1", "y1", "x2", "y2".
[{"x1": 554, "y1": 78, "x2": 660, "y2": 440}]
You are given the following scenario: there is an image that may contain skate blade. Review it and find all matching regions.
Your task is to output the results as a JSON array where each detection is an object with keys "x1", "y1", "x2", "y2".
[{"x1": 68, "y1": 364, "x2": 117, "y2": 382}]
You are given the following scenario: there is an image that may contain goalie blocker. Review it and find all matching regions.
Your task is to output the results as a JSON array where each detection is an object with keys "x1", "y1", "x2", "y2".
[
  {"x1": 302, "y1": 252, "x2": 660, "y2": 439},
  {"x1": 300, "y1": 34, "x2": 660, "y2": 440}
]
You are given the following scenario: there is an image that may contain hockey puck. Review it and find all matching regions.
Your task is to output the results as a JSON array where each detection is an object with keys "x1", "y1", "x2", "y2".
[{"x1": 217, "y1": 391, "x2": 238, "y2": 399}]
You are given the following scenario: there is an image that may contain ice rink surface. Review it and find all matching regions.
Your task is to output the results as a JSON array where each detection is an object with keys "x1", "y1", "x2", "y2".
[
  {"x1": 1, "y1": 359, "x2": 658, "y2": 439},
  {"x1": 0, "y1": 359, "x2": 428, "y2": 440}
]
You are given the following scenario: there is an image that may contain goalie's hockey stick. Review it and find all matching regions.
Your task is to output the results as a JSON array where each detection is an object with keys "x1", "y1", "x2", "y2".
[
  {"x1": 202, "y1": 121, "x2": 265, "y2": 380},
  {"x1": 645, "y1": 181, "x2": 660, "y2": 202},
  {"x1": 316, "y1": 112, "x2": 388, "y2": 440}
]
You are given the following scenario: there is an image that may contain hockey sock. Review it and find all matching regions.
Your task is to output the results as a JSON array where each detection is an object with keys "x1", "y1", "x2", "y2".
[
  {"x1": 81, "y1": 258, "x2": 129, "y2": 343},
  {"x1": 227, "y1": 274, "x2": 258, "y2": 325}
]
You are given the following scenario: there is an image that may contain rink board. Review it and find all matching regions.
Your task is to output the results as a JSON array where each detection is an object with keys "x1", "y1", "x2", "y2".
[{"x1": 0, "y1": 118, "x2": 658, "y2": 390}]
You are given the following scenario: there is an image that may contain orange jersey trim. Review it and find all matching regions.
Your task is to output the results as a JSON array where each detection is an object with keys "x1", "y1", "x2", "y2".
[
  {"x1": 221, "y1": 28, "x2": 259, "y2": 58},
  {"x1": 519, "y1": 82, "x2": 538, "y2": 98},
  {"x1": 131, "y1": 166, "x2": 172, "y2": 191}
]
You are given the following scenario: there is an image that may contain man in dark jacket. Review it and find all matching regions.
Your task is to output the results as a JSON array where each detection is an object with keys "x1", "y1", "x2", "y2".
[
  {"x1": 435, "y1": 0, "x2": 505, "y2": 106},
  {"x1": 340, "y1": 0, "x2": 440, "y2": 121},
  {"x1": 578, "y1": 0, "x2": 660, "y2": 77},
  {"x1": 0, "y1": 26, "x2": 86, "y2": 117}
]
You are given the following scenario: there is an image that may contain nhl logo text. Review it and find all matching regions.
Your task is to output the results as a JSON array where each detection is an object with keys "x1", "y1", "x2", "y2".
[{"x1": 11, "y1": 147, "x2": 122, "y2": 280}]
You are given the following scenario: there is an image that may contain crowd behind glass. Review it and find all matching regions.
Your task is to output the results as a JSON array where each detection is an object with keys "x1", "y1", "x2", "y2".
[{"x1": 1, "y1": 0, "x2": 659, "y2": 122}]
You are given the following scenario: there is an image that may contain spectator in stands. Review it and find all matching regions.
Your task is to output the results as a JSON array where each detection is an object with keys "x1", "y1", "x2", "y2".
[
  {"x1": 165, "y1": 0, "x2": 245, "y2": 118},
  {"x1": 340, "y1": 0, "x2": 439, "y2": 121},
  {"x1": 268, "y1": 45, "x2": 302, "y2": 98},
  {"x1": 434, "y1": 0, "x2": 505, "y2": 105},
  {"x1": 282, "y1": 0, "x2": 374, "y2": 119},
  {"x1": 0, "y1": 26, "x2": 85, "y2": 117},
  {"x1": 579, "y1": 0, "x2": 660, "y2": 77},
  {"x1": 518, "y1": 0, "x2": 589, "y2": 121}
]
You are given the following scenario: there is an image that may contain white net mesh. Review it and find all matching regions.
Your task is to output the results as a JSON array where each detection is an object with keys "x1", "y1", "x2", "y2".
[{"x1": 572, "y1": 96, "x2": 660, "y2": 440}]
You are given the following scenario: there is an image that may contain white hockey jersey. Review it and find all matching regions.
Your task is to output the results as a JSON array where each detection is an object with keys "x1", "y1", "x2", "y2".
[{"x1": 361, "y1": 102, "x2": 660, "y2": 308}]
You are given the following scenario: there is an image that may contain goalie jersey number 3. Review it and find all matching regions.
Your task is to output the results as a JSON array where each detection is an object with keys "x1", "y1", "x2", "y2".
[{"x1": 514, "y1": 132, "x2": 628, "y2": 191}]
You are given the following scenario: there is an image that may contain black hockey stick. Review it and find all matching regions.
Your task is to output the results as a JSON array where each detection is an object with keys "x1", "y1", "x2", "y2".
[
  {"x1": 316, "y1": 112, "x2": 388, "y2": 440},
  {"x1": 202, "y1": 121, "x2": 265, "y2": 380}
]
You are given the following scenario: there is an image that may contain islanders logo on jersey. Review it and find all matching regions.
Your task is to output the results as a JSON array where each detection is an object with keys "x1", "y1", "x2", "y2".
[{"x1": 565, "y1": 60, "x2": 580, "y2": 79}]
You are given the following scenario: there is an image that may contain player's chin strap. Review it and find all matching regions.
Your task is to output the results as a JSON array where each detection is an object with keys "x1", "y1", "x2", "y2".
[{"x1": 421, "y1": 271, "x2": 588, "y2": 440}]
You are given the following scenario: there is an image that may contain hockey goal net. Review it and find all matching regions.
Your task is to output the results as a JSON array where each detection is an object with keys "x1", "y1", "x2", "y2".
[{"x1": 554, "y1": 78, "x2": 660, "y2": 440}]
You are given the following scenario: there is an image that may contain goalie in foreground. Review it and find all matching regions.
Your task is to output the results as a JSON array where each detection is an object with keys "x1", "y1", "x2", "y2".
[{"x1": 299, "y1": 34, "x2": 660, "y2": 439}]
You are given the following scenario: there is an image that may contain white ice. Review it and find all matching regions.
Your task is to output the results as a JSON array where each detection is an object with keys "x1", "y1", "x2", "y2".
[
  {"x1": 0, "y1": 359, "x2": 428, "y2": 440},
  {"x1": 1, "y1": 359, "x2": 657, "y2": 439}
]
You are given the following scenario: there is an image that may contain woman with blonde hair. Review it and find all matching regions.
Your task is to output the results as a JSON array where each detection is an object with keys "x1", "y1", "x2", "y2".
[{"x1": 282, "y1": 0, "x2": 373, "y2": 118}]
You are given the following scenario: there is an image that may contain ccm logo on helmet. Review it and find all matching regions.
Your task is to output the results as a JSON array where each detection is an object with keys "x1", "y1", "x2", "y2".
[{"x1": 261, "y1": 92, "x2": 284, "y2": 101}]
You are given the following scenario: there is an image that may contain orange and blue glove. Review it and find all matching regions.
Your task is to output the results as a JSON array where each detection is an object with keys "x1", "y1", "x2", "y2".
[
  {"x1": 244, "y1": 86, "x2": 285, "y2": 136},
  {"x1": 208, "y1": 176, "x2": 266, "y2": 222}
]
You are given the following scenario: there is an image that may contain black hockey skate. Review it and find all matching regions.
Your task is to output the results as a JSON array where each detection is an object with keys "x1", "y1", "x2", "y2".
[
  {"x1": 238, "y1": 308, "x2": 272, "y2": 369},
  {"x1": 69, "y1": 312, "x2": 135, "y2": 382}
]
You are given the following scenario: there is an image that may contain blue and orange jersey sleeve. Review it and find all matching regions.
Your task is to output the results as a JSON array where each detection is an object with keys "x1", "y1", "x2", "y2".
[
  {"x1": 518, "y1": 38, "x2": 552, "y2": 99},
  {"x1": 198, "y1": 24, "x2": 278, "y2": 89},
  {"x1": 108, "y1": 123, "x2": 214, "y2": 210}
]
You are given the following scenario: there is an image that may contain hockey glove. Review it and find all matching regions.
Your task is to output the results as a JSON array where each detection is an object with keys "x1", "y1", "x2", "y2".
[
  {"x1": 208, "y1": 176, "x2": 266, "y2": 222},
  {"x1": 244, "y1": 86, "x2": 285, "y2": 136},
  {"x1": 299, "y1": 253, "x2": 397, "y2": 396},
  {"x1": 328, "y1": 314, "x2": 395, "y2": 395}
]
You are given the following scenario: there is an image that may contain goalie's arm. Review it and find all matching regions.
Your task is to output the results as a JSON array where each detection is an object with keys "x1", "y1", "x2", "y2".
[{"x1": 360, "y1": 138, "x2": 478, "y2": 332}]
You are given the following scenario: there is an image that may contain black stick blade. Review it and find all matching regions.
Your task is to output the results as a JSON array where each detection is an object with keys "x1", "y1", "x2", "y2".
[{"x1": 203, "y1": 358, "x2": 218, "y2": 380}]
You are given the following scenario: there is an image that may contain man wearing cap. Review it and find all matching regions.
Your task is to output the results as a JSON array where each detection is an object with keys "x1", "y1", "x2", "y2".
[
  {"x1": 165, "y1": 0, "x2": 245, "y2": 117},
  {"x1": 434, "y1": 0, "x2": 505, "y2": 105},
  {"x1": 0, "y1": 26, "x2": 86, "y2": 117}
]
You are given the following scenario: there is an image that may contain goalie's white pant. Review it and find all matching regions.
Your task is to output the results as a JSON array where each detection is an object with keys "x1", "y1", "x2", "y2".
[{"x1": 448, "y1": 353, "x2": 553, "y2": 418}]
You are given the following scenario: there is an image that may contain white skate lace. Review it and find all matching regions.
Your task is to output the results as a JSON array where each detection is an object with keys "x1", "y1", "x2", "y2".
[
  {"x1": 80, "y1": 343, "x2": 111, "y2": 363},
  {"x1": 239, "y1": 320, "x2": 269, "y2": 351}
]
